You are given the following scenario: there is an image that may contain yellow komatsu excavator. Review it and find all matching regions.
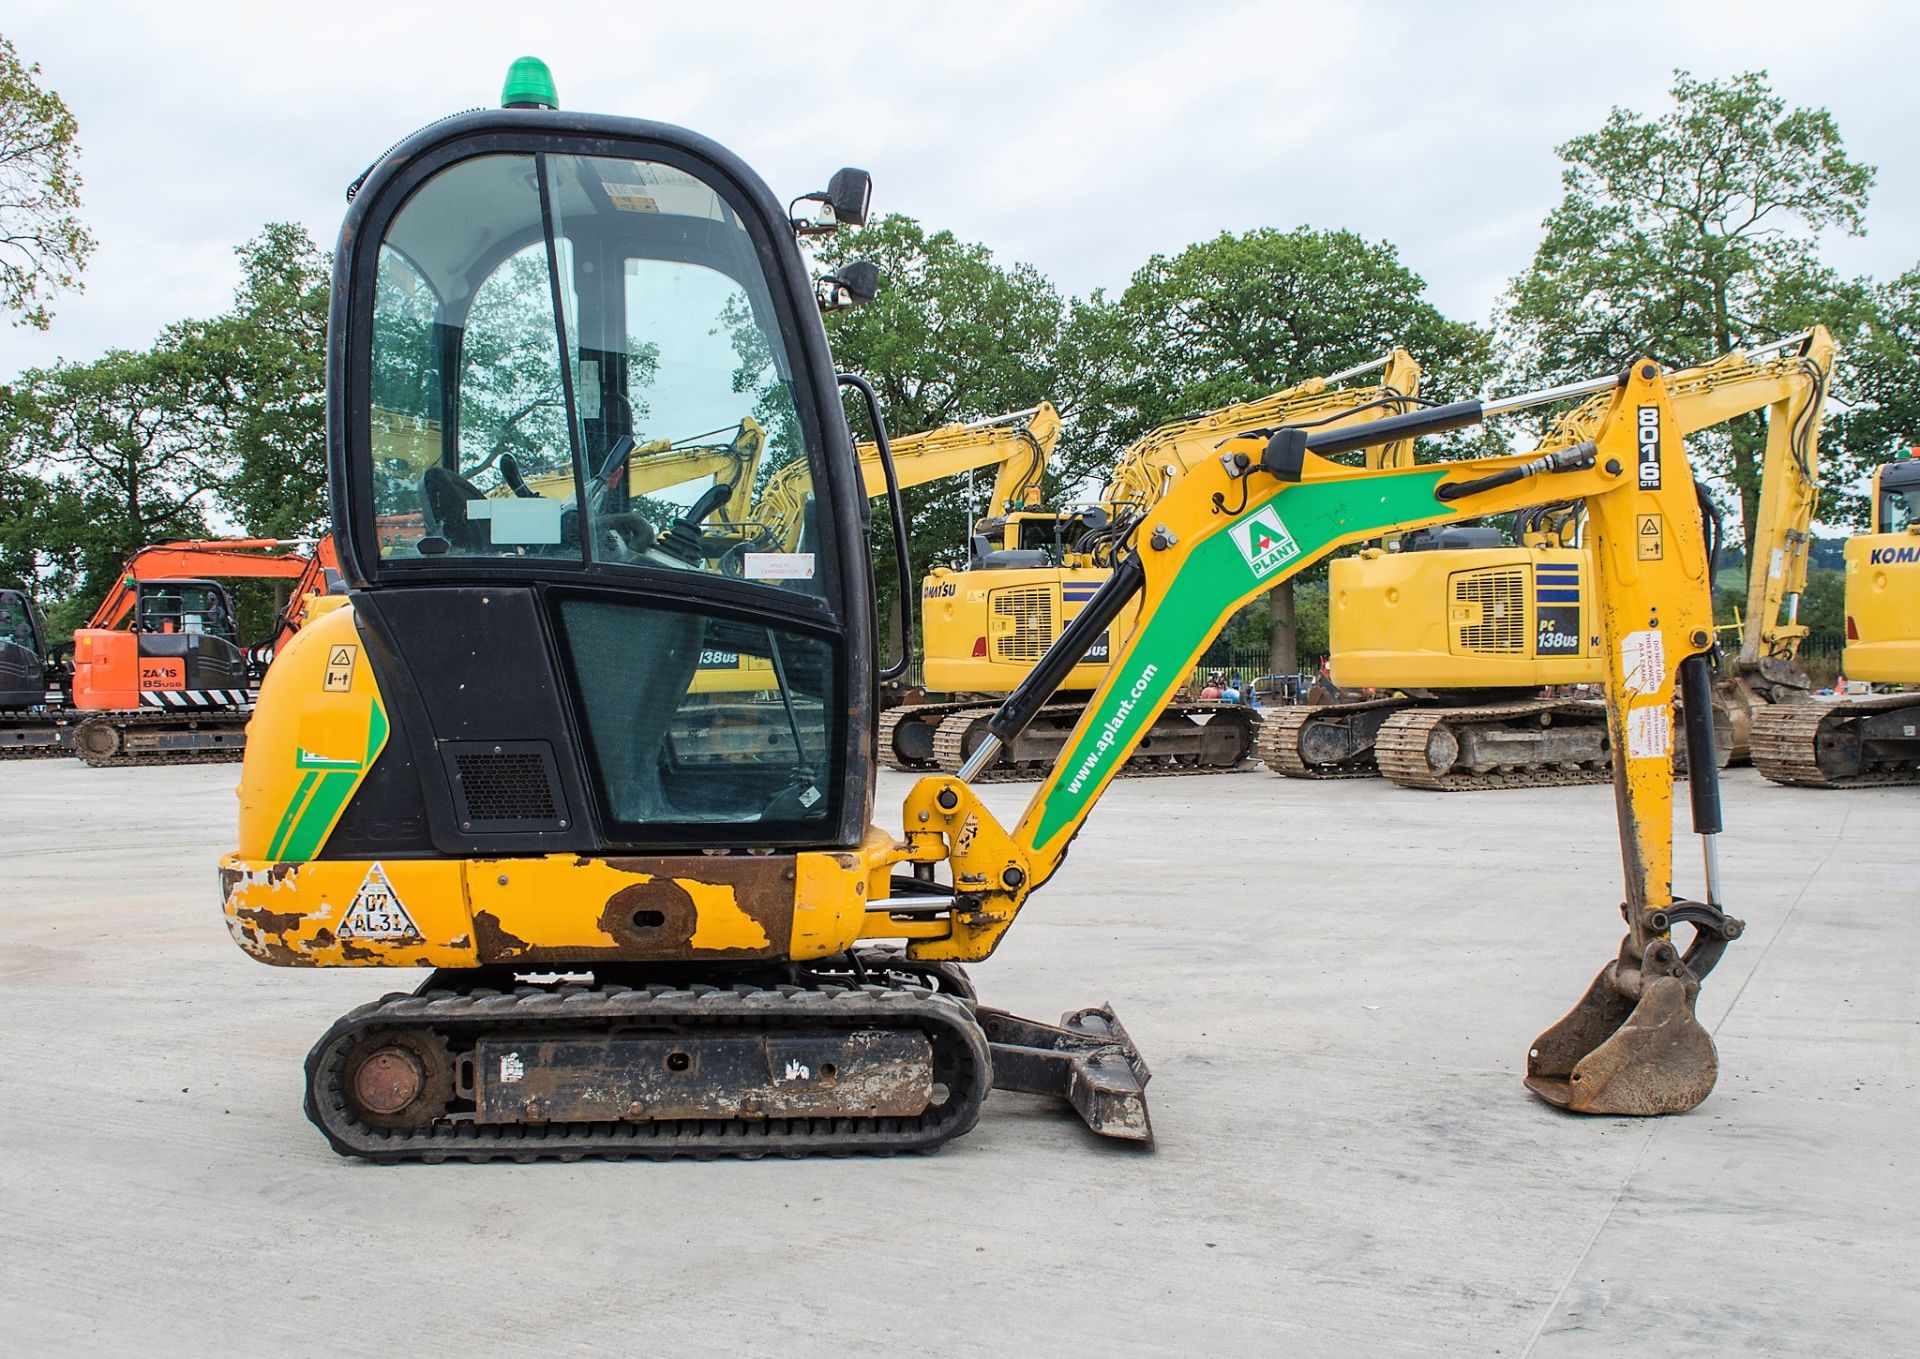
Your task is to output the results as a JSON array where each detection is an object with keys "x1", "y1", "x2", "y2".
[
  {"x1": 221, "y1": 64, "x2": 1745, "y2": 1160},
  {"x1": 1267, "y1": 329, "x2": 1834, "y2": 788},
  {"x1": 1752, "y1": 448, "x2": 1920, "y2": 786},
  {"x1": 887, "y1": 351, "x2": 1422, "y2": 778},
  {"x1": 680, "y1": 405, "x2": 1062, "y2": 747}
]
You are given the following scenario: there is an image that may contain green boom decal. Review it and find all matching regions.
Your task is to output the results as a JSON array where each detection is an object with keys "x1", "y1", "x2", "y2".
[{"x1": 1024, "y1": 470, "x2": 1447, "y2": 852}]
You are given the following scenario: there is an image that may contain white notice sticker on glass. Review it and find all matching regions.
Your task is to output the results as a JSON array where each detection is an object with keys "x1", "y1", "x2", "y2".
[
  {"x1": 1619, "y1": 628, "x2": 1665, "y2": 694},
  {"x1": 1626, "y1": 703, "x2": 1672, "y2": 760},
  {"x1": 465, "y1": 497, "x2": 563, "y2": 545},
  {"x1": 744, "y1": 552, "x2": 815, "y2": 580}
]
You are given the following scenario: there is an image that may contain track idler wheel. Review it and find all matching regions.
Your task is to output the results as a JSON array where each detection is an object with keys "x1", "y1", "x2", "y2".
[
  {"x1": 72, "y1": 717, "x2": 123, "y2": 766},
  {"x1": 1524, "y1": 951, "x2": 1719, "y2": 1116},
  {"x1": 334, "y1": 1028, "x2": 453, "y2": 1130}
]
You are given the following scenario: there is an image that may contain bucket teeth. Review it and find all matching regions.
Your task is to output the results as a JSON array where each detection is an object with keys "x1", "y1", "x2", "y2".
[{"x1": 1526, "y1": 964, "x2": 1718, "y2": 1115}]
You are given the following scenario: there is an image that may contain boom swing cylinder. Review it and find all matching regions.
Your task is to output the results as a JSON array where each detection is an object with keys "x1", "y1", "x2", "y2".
[{"x1": 221, "y1": 67, "x2": 1742, "y2": 1161}]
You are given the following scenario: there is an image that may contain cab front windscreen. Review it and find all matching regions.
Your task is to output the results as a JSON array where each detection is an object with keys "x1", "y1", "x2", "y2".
[{"x1": 365, "y1": 150, "x2": 829, "y2": 598}]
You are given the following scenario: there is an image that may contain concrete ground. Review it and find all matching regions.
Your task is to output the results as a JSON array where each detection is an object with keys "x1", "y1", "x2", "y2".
[{"x1": 0, "y1": 758, "x2": 1913, "y2": 1357}]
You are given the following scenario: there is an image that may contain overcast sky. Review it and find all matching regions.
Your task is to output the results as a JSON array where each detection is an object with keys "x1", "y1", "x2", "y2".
[{"x1": 5, "y1": 0, "x2": 1919, "y2": 385}]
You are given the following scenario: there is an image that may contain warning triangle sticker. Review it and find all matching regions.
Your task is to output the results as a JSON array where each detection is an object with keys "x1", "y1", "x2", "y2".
[
  {"x1": 329, "y1": 646, "x2": 355, "y2": 666},
  {"x1": 337, "y1": 862, "x2": 421, "y2": 940}
]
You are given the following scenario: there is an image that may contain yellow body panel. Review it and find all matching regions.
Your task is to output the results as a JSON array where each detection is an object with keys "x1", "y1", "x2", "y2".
[
  {"x1": 921, "y1": 561, "x2": 1130, "y2": 693},
  {"x1": 235, "y1": 605, "x2": 390, "y2": 862},
  {"x1": 1843, "y1": 531, "x2": 1920, "y2": 683},
  {"x1": 221, "y1": 845, "x2": 889, "y2": 969},
  {"x1": 1329, "y1": 547, "x2": 1598, "y2": 689}
]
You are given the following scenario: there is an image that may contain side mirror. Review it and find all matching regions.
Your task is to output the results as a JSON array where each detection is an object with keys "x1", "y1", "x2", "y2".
[
  {"x1": 827, "y1": 168, "x2": 871, "y2": 227},
  {"x1": 816, "y1": 260, "x2": 880, "y2": 312},
  {"x1": 790, "y1": 167, "x2": 873, "y2": 235}
]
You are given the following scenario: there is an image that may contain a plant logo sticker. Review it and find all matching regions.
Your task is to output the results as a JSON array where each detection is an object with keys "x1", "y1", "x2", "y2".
[{"x1": 1230, "y1": 505, "x2": 1302, "y2": 579}]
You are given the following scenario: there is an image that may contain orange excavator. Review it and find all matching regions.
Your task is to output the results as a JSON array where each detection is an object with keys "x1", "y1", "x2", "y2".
[{"x1": 48, "y1": 537, "x2": 341, "y2": 766}]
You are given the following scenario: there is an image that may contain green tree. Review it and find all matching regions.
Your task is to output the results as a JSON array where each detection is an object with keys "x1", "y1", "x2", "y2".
[
  {"x1": 1499, "y1": 70, "x2": 1875, "y2": 552},
  {"x1": 0, "y1": 343, "x2": 224, "y2": 604},
  {"x1": 196, "y1": 224, "x2": 332, "y2": 536},
  {"x1": 0, "y1": 36, "x2": 94, "y2": 329},
  {"x1": 809, "y1": 215, "x2": 1066, "y2": 657},
  {"x1": 1817, "y1": 266, "x2": 1920, "y2": 525},
  {"x1": 1060, "y1": 226, "x2": 1493, "y2": 474},
  {"x1": 1061, "y1": 226, "x2": 1492, "y2": 672}
]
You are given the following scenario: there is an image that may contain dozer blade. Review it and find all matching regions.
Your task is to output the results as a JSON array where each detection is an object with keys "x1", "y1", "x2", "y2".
[
  {"x1": 1525, "y1": 965, "x2": 1718, "y2": 1116},
  {"x1": 977, "y1": 1003, "x2": 1153, "y2": 1143}
]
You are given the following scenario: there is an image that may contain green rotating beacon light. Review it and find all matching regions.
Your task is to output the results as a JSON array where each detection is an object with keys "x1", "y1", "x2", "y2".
[{"x1": 500, "y1": 56, "x2": 559, "y2": 109}]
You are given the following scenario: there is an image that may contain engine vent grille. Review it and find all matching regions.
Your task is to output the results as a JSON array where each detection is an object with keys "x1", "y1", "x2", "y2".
[
  {"x1": 442, "y1": 740, "x2": 567, "y2": 832},
  {"x1": 1453, "y1": 567, "x2": 1527, "y2": 655},
  {"x1": 990, "y1": 587, "x2": 1056, "y2": 663}
]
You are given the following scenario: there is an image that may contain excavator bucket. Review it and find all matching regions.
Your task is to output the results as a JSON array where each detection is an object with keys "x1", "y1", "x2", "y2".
[{"x1": 1524, "y1": 965, "x2": 1718, "y2": 1115}]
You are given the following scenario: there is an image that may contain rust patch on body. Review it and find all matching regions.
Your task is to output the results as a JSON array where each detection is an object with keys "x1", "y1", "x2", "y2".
[
  {"x1": 593, "y1": 856, "x2": 795, "y2": 961},
  {"x1": 473, "y1": 910, "x2": 531, "y2": 963},
  {"x1": 253, "y1": 939, "x2": 317, "y2": 967},
  {"x1": 237, "y1": 904, "x2": 304, "y2": 936}
]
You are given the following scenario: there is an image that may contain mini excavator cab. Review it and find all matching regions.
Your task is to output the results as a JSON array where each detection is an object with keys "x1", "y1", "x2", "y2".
[
  {"x1": 0, "y1": 586, "x2": 51, "y2": 711},
  {"x1": 130, "y1": 580, "x2": 240, "y2": 640},
  {"x1": 331, "y1": 72, "x2": 882, "y2": 848}
]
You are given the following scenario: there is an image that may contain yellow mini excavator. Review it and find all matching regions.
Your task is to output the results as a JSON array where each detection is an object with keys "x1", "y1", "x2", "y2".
[
  {"x1": 1752, "y1": 448, "x2": 1920, "y2": 786},
  {"x1": 886, "y1": 352, "x2": 1422, "y2": 778},
  {"x1": 221, "y1": 63, "x2": 1746, "y2": 1160},
  {"x1": 1266, "y1": 330, "x2": 1834, "y2": 788}
]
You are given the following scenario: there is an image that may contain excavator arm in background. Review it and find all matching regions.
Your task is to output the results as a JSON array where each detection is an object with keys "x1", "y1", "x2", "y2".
[
  {"x1": 517, "y1": 418, "x2": 768, "y2": 528},
  {"x1": 1102, "y1": 349, "x2": 1424, "y2": 516},
  {"x1": 752, "y1": 404, "x2": 1064, "y2": 553},
  {"x1": 83, "y1": 539, "x2": 331, "y2": 632}
]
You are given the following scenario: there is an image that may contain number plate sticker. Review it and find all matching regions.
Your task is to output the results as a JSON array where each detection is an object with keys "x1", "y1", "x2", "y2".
[{"x1": 337, "y1": 862, "x2": 421, "y2": 940}]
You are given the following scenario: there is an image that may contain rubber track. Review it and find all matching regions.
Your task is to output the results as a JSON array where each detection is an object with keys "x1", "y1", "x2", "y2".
[
  {"x1": 0, "y1": 715, "x2": 73, "y2": 760},
  {"x1": 304, "y1": 976, "x2": 991, "y2": 1164},
  {"x1": 878, "y1": 701, "x2": 983, "y2": 773},
  {"x1": 1375, "y1": 699, "x2": 1612, "y2": 791},
  {"x1": 1256, "y1": 700, "x2": 1408, "y2": 779},
  {"x1": 1749, "y1": 695, "x2": 1920, "y2": 788},
  {"x1": 927, "y1": 703, "x2": 1260, "y2": 783},
  {"x1": 73, "y1": 709, "x2": 250, "y2": 768}
]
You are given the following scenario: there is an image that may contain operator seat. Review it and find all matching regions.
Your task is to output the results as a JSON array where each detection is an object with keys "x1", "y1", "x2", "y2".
[{"x1": 419, "y1": 466, "x2": 489, "y2": 553}]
